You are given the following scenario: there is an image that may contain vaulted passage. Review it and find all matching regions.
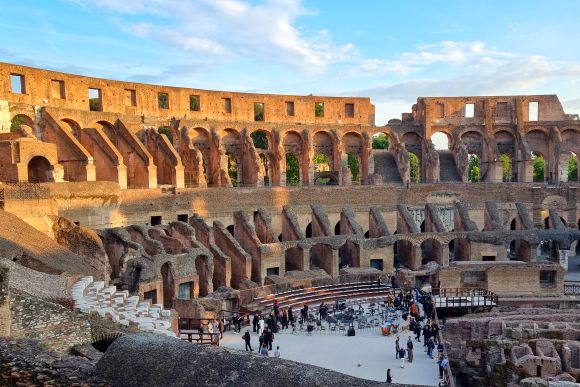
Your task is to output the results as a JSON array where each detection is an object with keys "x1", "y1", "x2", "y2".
[{"x1": 27, "y1": 156, "x2": 51, "y2": 182}]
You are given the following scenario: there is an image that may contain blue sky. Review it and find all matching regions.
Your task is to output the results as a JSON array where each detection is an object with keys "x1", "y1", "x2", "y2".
[{"x1": 2, "y1": 0, "x2": 580, "y2": 124}]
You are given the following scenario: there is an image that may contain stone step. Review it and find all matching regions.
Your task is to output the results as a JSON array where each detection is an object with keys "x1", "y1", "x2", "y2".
[{"x1": 373, "y1": 151, "x2": 402, "y2": 183}]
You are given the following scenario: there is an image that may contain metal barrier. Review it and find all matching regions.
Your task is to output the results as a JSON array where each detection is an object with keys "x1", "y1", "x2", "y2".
[
  {"x1": 564, "y1": 281, "x2": 580, "y2": 295},
  {"x1": 433, "y1": 288, "x2": 498, "y2": 309}
]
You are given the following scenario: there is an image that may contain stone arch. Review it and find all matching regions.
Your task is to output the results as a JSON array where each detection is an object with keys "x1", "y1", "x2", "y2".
[
  {"x1": 460, "y1": 130, "x2": 485, "y2": 157},
  {"x1": 310, "y1": 243, "x2": 334, "y2": 275},
  {"x1": 250, "y1": 129, "x2": 272, "y2": 150},
  {"x1": 526, "y1": 129, "x2": 549, "y2": 159},
  {"x1": 61, "y1": 118, "x2": 82, "y2": 140},
  {"x1": 431, "y1": 131, "x2": 451, "y2": 150},
  {"x1": 343, "y1": 132, "x2": 363, "y2": 183},
  {"x1": 226, "y1": 224, "x2": 234, "y2": 237},
  {"x1": 27, "y1": 156, "x2": 52, "y2": 182},
  {"x1": 339, "y1": 240, "x2": 360, "y2": 269},
  {"x1": 283, "y1": 131, "x2": 303, "y2": 186},
  {"x1": 449, "y1": 238, "x2": 470, "y2": 261},
  {"x1": 189, "y1": 127, "x2": 210, "y2": 180},
  {"x1": 371, "y1": 131, "x2": 392, "y2": 150},
  {"x1": 195, "y1": 255, "x2": 211, "y2": 297},
  {"x1": 285, "y1": 246, "x2": 304, "y2": 271},
  {"x1": 305, "y1": 222, "x2": 312, "y2": 238},
  {"x1": 10, "y1": 114, "x2": 35, "y2": 136},
  {"x1": 421, "y1": 238, "x2": 443, "y2": 265},
  {"x1": 223, "y1": 128, "x2": 241, "y2": 186},
  {"x1": 160, "y1": 262, "x2": 175, "y2": 309},
  {"x1": 531, "y1": 150, "x2": 547, "y2": 182},
  {"x1": 401, "y1": 132, "x2": 422, "y2": 156},
  {"x1": 494, "y1": 130, "x2": 516, "y2": 156},
  {"x1": 313, "y1": 131, "x2": 335, "y2": 169}
]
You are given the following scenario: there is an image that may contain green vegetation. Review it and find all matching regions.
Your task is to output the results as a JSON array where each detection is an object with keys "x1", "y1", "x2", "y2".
[
  {"x1": 372, "y1": 133, "x2": 389, "y2": 149},
  {"x1": 158, "y1": 126, "x2": 173, "y2": 144},
  {"x1": 568, "y1": 153, "x2": 577, "y2": 181},
  {"x1": 254, "y1": 103, "x2": 264, "y2": 121},
  {"x1": 285, "y1": 153, "x2": 300, "y2": 186},
  {"x1": 251, "y1": 130, "x2": 268, "y2": 149},
  {"x1": 189, "y1": 95, "x2": 200, "y2": 111},
  {"x1": 409, "y1": 152, "x2": 420, "y2": 183},
  {"x1": 468, "y1": 154, "x2": 480, "y2": 182},
  {"x1": 227, "y1": 155, "x2": 238, "y2": 186},
  {"x1": 315, "y1": 102, "x2": 324, "y2": 117},
  {"x1": 500, "y1": 153, "x2": 511, "y2": 182},
  {"x1": 347, "y1": 153, "x2": 360, "y2": 181},
  {"x1": 10, "y1": 115, "x2": 26, "y2": 133},
  {"x1": 89, "y1": 98, "x2": 101, "y2": 111},
  {"x1": 532, "y1": 153, "x2": 545, "y2": 182}
]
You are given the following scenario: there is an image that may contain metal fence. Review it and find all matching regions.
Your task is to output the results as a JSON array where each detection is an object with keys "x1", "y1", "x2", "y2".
[
  {"x1": 564, "y1": 281, "x2": 580, "y2": 295},
  {"x1": 2, "y1": 181, "x2": 49, "y2": 200}
]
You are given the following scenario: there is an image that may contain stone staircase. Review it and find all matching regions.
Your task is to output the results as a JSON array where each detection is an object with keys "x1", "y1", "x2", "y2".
[
  {"x1": 71, "y1": 276, "x2": 176, "y2": 337},
  {"x1": 438, "y1": 151, "x2": 462, "y2": 182},
  {"x1": 372, "y1": 151, "x2": 402, "y2": 184}
]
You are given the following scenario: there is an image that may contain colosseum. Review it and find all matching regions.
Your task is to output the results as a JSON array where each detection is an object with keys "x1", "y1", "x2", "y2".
[{"x1": 0, "y1": 62, "x2": 579, "y2": 386}]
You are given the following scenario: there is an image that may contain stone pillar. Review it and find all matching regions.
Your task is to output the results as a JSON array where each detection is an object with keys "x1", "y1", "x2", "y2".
[
  {"x1": 0, "y1": 265, "x2": 10, "y2": 337},
  {"x1": 302, "y1": 247, "x2": 311, "y2": 272},
  {"x1": 146, "y1": 165, "x2": 158, "y2": 189},
  {"x1": 331, "y1": 249, "x2": 340, "y2": 277},
  {"x1": 559, "y1": 250, "x2": 570, "y2": 271},
  {"x1": 441, "y1": 244, "x2": 450, "y2": 267}
]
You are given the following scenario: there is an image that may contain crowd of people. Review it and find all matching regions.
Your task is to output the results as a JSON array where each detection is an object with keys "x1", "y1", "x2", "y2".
[{"x1": 228, "y1": 279, "x2": 451, "y2": 385}]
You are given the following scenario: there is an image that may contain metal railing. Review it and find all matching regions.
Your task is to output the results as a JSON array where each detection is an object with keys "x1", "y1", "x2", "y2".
[
  {"x1": 432, "y1": 288, "x2": 498, "y2": 309},
  {"x1": 564, "y1": 281, "x2": 580, "y2": 295}
]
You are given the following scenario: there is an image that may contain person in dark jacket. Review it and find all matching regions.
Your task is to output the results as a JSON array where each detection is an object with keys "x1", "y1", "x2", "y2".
[
  {"x1": 242, "y1": 329, "x2": 253, "y2": 351},
  {"x1": 252, "y1": 314, "x2": 259, "y2": 333},
  {"x1": 386, "y1": 369, "x2": 393, "y2": 383}
]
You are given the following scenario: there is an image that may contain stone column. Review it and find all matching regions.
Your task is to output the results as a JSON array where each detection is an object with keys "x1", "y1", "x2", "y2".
[
  {"x1": 559, "y1": 250, "x2": 570, "y2": 271},
  {"x1": 441, "y1": 244, "x2": 450, "y2": 267}
]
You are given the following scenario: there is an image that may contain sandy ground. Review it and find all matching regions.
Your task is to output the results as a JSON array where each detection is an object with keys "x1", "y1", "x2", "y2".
[{"x1": 220, "y1": 325, "x2": 440, "y2": 386}]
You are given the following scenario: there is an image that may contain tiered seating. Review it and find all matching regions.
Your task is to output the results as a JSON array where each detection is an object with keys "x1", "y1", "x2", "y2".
[
  {"x1": 72, "y1": 276, "x2": 176, "y2": 338},
  {"x1": 251, "y1": 281, "x2": 392, "y2": 312}
]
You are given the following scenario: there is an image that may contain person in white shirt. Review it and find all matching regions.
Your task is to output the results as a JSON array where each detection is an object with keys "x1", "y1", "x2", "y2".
[
  {"x1": 274, "y1": 346, "x2": 281, "y2": 358},
  {"x1": 258, "y1": 317, "x2": 265, "y2": 334}
]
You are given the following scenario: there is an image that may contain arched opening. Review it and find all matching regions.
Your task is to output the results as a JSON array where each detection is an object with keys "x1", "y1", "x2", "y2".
[
  {"x1": 364, "y1": 230, "x2": 370, "y2": 238},
  {"x1": 510, "y1": 218, "x2": 517, "y2": 230},
  {"x1": 558, "y1": 151, "x2": 577, "y2": 182},
  {"x1": 394, "y1": 238, "x2": 415, "y2": 269},
  {"x1": 226, "y1": 224, "x2": 234, "y2": 237},
  {"x1": 61, "y1": 118, "x2": 82, "y2": 141},
  {"x1": 195, "y1": 255, "x2": 210, "y2": 297},
  {"x1": 431, "y1": 131, "x2": 450, "y2": 150},
  {"x1": 509, "y1": 239, "x2": 531, "y2": 262},
  {"x1": 10, "y1": 114, "x2": 34, "y2": 134},
  {"x1": 532, "y1": 152, "x2": 546, "y2": 182},
  {"x1": 27, "y1": 156, "x2": 51, "y2": 182},
  {"x1": 334, "y1": 220, "x2": 341, "y2": 236},
  {"x1": 251, "y1": 130, "x2": 270, "y2": 150},
  {"x1": 421, "y1": 238, "x2": 443, "y2": 265},
  {"x1": 468, "y1": 154, "x2": 480, "y2": 182},
  {"x1": 313, "y1": 153, "x2": 337, "y2": 185},
  {"x1": 189, "y1": 127, "x2": 210, "y2": 182},
  {"x1": 129, "y1": 266, "x2": 142, "y2": 293},
  {"x1": 500, "y1": 153, "x2": 513, "y2": 182},
  {"x1": 449, "y1": 238, "x2": 470, "y2": 261},
  {"x1": 409, "y1": 152, "x2": 420, "y2": 183},
  {"x1": 259, "y1": 154, "x2": 270, "y2": 186},
  {"x1": 537, "y1": 240, "x2": 558, "y2": 262},
  {"x1": 285, "y1": 246, "x2": 304, "y2": 271},
  {"x1": 227, "y1": 154, "x2": 239, "y2": 186},
  {"x1": 310, "y1": 243, "x2": 334, "y2": 275},
  {"x1": 92, "y1": 335, "x2": 121, "y2": 353},
  {"x1": 372, "y1": 132, "x2": 390, "y2": 150},
  {"x1": 339, "y1": 240, "x2": 360, "y2": 269},
  {"x1": 285, "y1": 153, "x2": 300, "y2": 186},
  {"x1": 347, "y1": 152, "x2": 360, "y2": 183},
  {"x1": 160, "y1": 262, "x2": 175, "y2": 309},
  {"x1": 420, "y1": 220, "x2": 426, "y2": 233},
  {"x1": 343, "y1": 132, "x2": 362, "y2": 183},
  {"x1": 305, "y1": 222, "x2": 312, "y2": 238}
]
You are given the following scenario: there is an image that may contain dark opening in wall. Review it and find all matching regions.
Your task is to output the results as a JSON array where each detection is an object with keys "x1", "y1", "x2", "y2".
[
  {"x1": 143, "y1": 289, "x2": 157, "y2": 304},
  {"x1": 92, "y1": 336, "x2": 121, "y2": 353},
  {"x1": 177, "y1": 214, "x2": 188, "y2": 222},
  {"x1": 158, "y1": 92, "x2": 169, "y2": 109},
  {"x1": 370, "y1": 259, "x2": 383, "y2": 270},
  {"x1": 151, "y1": 216, "x2": 162, "y2": 226},
  {"x1": 88, "y1": 88, "x2": 102, "y2": 111},
  {"x1": 266, "y1": 267, "x2": 279, "y2": 276},
  {"x1": 482, "y1": 256, "x2": 495, "y2": 261},
  {"x1": 74, "y1": 221, "x2": 80, "y2": 226}
]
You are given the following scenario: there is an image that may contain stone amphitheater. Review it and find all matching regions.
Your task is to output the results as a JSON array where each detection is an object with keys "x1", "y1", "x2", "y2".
[{"x1": 0, "y1": 62, "x2": 579, "y2": 386}]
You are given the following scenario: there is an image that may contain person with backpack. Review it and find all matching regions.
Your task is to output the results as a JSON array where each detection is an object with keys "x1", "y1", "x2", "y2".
[{"x1": 242, "y1": 329, "x2": 253, "y2": 351}]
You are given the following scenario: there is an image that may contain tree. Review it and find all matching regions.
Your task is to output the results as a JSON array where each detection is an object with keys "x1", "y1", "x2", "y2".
[
  {"x1": 227, "y1": 155, "x2": 238, "y2": 186},
  {"x1": 315, "y1": 102, "x2": 324, "y2": 117},
  {"x1": 468, "y1": 155, "x2": 480, "y2": 182},
  {"x1": 532, "y1": 153, "x2": 545, "y2": 182},
  {"x1": 10, "y1": 116, "x2": 26, "y2": 133},
  {"x1": 251, "y1": 130, "x2": 268, "y2": 149},
  {"x1": 568, "y1": 153, "x2": 577, "y2": 181},
  {"x1": 500, "y1": 153, "x2": 511, "y2": 182},
  {"x1": 372, "y1": 133, "x2": 389, "y2": 149},
  {"x1": 347, "y1": 153, "x2": 359, "y2": 181},
  {"x1": 409, "y1": 152, "x2": 420, "y2": 183},
  {"x1": 286, "y1": 153, "x2": 300, "y2": 186},
  {"x1": 157, "y1": 126, "x2": 173, "y2": 144}
]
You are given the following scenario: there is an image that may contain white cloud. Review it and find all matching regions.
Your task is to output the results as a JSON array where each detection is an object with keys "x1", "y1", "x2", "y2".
[{"x1": 70, "y1": 0, "x2": 355, "y2": 74}]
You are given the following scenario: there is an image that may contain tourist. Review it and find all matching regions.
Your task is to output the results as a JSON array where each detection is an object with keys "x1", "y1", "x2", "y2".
[
  {"x1": 260, "y1": 345, "x2": 269, "y2": 356},
  {"x1": 395, "y1": 335, "x2": 401, "y2": 359},
  {"x1": 414, "y1": 320, "x2": 422, "y2": 342},
  {"x1": 301, "y1": 304, "x2": 309, "y2": 322},
  {"x1": 407, "y1": 336, "x2": 414, "y2": 363},
  {"x1": 423, "y1": 324, "x2": 431, "y2": 349},
  {"x1": 377, "y1": 277, "x2": 382, "y2": 288},
  {"x1": 253, "y1": 314, "x2": 259, "y2": 333},
  {"x1": 258, "y1": 332, "x2": 265, "y2": 351},
  {"x1": 427, "y1": 336, "x2": 435, "y2": 359},
  {"x1": 232, "y1": 314, "x2": 239, "y2": 333},
  {"x1": 258, "y1": 315, "x2": 265, "y2": 334},
  {"x1": 218, "y1": 318, "x2": 225, "y2": 339},
  {"x1": 386, "y1": 368, "x2": 392, "y2": 383},
  {"x1": 273, "y1": 300, "x2": 280, "y2": 322},
  {"x1": 391, "y1": 275, "x2": 396, "y2": 289},
  {"x1": 281, "y1": 310, "x2": 288, "y2": 329},
  {"x1": 439, "y1": 355, "x2": 449, "y2": 382},
  {"x1": 242, "y1": 329, "x2": 253, "y2": 351},
  {"x1": 288, "y1": 306, "x2": 294, "y2": 323},
  {"x1": 274, "y1": 346, "x2": 281, "y2": 358}
]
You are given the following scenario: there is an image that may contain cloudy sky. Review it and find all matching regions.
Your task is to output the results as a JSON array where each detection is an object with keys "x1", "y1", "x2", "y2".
[{"x1": 2, "y1": 0, "x2": 580, "y2": 124}]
